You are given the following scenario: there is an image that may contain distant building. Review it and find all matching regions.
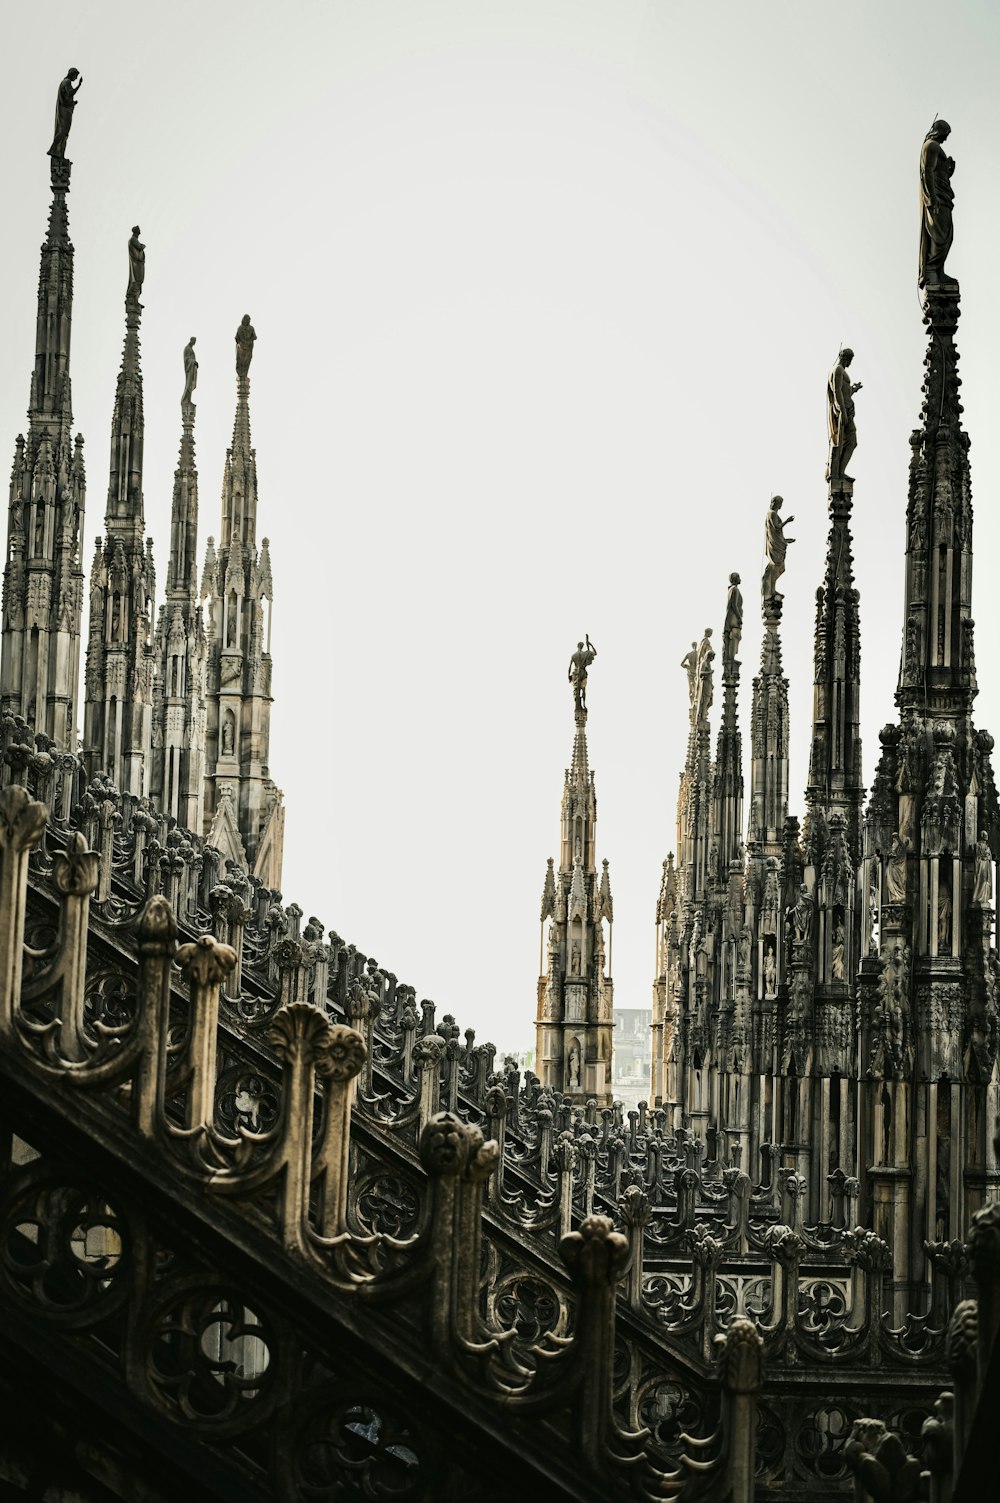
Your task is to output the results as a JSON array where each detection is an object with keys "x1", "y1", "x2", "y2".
[{"x1": 612, "y1": 1006, "x2": 651, "y2": 1107}]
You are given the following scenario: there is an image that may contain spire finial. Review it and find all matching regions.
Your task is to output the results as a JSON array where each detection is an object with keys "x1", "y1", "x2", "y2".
[
  {"x1": 568, "y1": 635, "x2": 597, "y2": 727},
  {"x1": 919, "y1": 118, "x2": 957, "y2": 292},
  {"x1": 762, "y1": 495, "x2": 794, "y2": 609},
  {"x1": 47, "y1": 67, "x2": 82, "y2": 163},
  {"x1": 723, "y1": 572, "x2": 743, "y2": 676},
  {"x1": 826, "y1": 348, "x2": 862, "y2": 490},
  {"x1": 181, "y1": 337, "x2": 198, "y2": 425},
  {"x1": 235, "y1": 314, "x2": 256, "y2": 383}
]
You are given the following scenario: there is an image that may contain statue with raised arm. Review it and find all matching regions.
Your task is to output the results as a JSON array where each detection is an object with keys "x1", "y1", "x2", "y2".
[
  {"x1": 568, "y1": 636, "x2": 597, "y2": 720},
  {"x1": 723, "y1": 573, "x2": 743, "y2": 668},
  {"x1": 681, "y1": 640, "x2": 698, "y2": 724},
  {"x1": 127, "y1": 227, "x2": 145, "y2": 299},
  {"x1": 235, "y1": 314, "x2": 257, "y2": 379},
  {"x1": 181, "y1": 337, "x2": 198, "y2": 411},
  {"x1": 827, "y1": 348, "x2": 862, "y2": 485},
  {"x1": 762, "y1": 495, "x2": 795, "y2": 601},
  {"x1": 48, "y1": 68, "x2": 82, "y2": 159},
  {"x1": 919, "y1": 120, "x2": 956, "y2": 290}
]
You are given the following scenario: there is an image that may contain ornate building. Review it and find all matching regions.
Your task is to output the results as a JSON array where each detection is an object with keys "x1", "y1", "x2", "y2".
[{"x1": 0, "y1": 81, "x2": 997, "y2": 1503}]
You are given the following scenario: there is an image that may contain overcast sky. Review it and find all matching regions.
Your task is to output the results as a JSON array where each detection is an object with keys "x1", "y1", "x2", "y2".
[{"x1": 3, "y1": 1, "x2": 1000, "y2": 1055}]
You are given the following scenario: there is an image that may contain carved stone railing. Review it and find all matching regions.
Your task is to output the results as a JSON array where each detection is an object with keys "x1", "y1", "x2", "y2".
[
  {"x1": 0, "y1": 728, "x2": 971, "y2": 1497},
  {"x1": 1, "y1": 784, "x2": 769, "y2": 1502}
]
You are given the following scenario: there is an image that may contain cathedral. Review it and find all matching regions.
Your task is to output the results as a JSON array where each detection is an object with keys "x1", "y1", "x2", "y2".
[{"x1": 0, "y1": 76, "x2": 996, "y2": 1503}]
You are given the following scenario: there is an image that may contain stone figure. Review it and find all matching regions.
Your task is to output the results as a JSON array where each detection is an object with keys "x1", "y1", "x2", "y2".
[
  {"x1": 235, "y1": 314, "x2": 257, "y2": 379},
  {"x1": 790, "y1": 884, "x2": 814, "y2": 945},
  {"x1": 181, "y1": 337, "x2": 198, "y2": 409},
  {"x1": 570, "y1": 940, "x2": 581, "y2": 975},
  {"x1": 567, "y1": 1038, "x2": 582, "y2": 1090},
  {"x1": 738, "y1": 923, "x2": 752, "y2": 975},
  {"x1": 48, "y1": 68, "x2": 82, "y2": 159},
  {"x1": 723, "y1": 573, "x2": 743, "y2": 667},
  {"x1": 221, "y1": 717, "x2": 235, "y2": 757},
  {"x1": 693, "y1": 628, "x2": 714, "y2": 724},
  {"x1": 762, "y1": 496, "x2": 795, "y2": 601},
  {"x1": 568, "y1": 635, "x2": 597, "y2": 719},
  {"x1": 127, "y1": 227, "x2": 145, "y2": 299},
  {"x1": 973, "y1": 832, "x2": 993, "y2": 907},
  {"x1": 681, "y1": 641, "x2": 698, "y2": 724},
  {"x1": 831, "y1": 923, "x2": 846, "y2": 981},
  {"x1": 938, "y1": 880, "x2": 952, "y2": 951},
  {"x1": 885, "y1": 834, "x2": 907, "y2": 903},
  {"x1": 763, "y1": 943, "x2": 777, "y2": 997},
  {"x1": 827, "y1": 349, "x2": 863, "y2": 485},
  {"x1": 919, "y1": 120, "x2": 956, "y2": 290}
]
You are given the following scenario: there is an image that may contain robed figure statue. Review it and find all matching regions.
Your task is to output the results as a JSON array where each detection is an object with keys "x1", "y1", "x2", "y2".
[{"x1": 919, "y1": 120, "x2": 956, "y2": 290}]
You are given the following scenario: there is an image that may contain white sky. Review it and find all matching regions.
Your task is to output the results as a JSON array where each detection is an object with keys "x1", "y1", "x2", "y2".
[{"x1": 3, "y1": 1, "x2": 1000, "y2": 1055}]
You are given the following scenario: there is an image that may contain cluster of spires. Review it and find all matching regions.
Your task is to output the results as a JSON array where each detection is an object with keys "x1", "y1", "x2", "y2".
[
  {"x1": 534, "y1": 118, "x2": 999, "y2": 1312},
  {"x1": 0, "y1": 72, "x2": 283, "y2": 887}
]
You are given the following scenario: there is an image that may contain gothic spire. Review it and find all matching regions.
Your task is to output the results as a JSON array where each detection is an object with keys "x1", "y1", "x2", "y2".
[
  {"x1": 104, "y1": 228, "x2": 146, "y2": 534},
  {"x1": 1, "y1": 78, "x2": 87, "y2": 746},
  {"x1": 168, "y1": 339, "x2": 200, "y2": 600},
  {"x1": 151, "y1": 342, "x2": 207, "y2": 828},
  {"x1": 535, "y1": 640, "x2": 614, "y2": 1103},
  {"x1": 711, "y1": 573, "x2": 745, "y2": 882},
  {"x1": 807, "y1": 352, "x2": 865, "y2": 867},
  {"x1": 748, "y1": 498, "x2": 793, "y2": 857},
  {"x1": 82, "y1": 231, "x2": 155, "y2": 793},
  {"x1": 221, "y1": 314, "x2": 259, "y2": 549},
  {"x1": 202, "y1": 317, "x2": 283, "y2": 889}
]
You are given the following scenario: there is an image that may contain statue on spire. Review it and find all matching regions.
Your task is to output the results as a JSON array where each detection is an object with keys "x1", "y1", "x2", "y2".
[
  {"x1": 723, "y1": 573, "x2": 743, "y2": 669},
  {"x1": 826, "y1": 349, "x2": 862, "y2": 486},
  {"x1": 181, "y1": 337, "x2": 198, "y2": 417},
  {"x1": 235, "y1": 315, "x2": 257, "y2": 380},
  {"x1": 127, "y1": 227, "x2": 145, "y2": 301},
  {"x1": 918, "y1": 120, "x2": 957, "y2": 291},
  {"x1": 694, "y1": 627, "x2": 714, "y2": 724},
  {"x1": 762, "y1": 495, "x2": 794, "y2": 602},
  {"x1": 681, "y1": 640, "x2": 698, "y2": 724},
  {"x1": 47, "y1": 68, "x2": 82, "y2": 159},
  {"x1": 568, "y1": 636, "x2": 597, "y2": 722}
]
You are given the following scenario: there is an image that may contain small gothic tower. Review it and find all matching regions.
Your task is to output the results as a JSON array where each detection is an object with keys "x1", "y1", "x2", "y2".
[
  {"x1": 83, "y1": 228, "x2": 156, "y2": 791},
  {"x1": 535, "y1": 638, "x2": 614, "y2": 1104},
  {"x1": 1, "y1": 82, "x2": 87, "y2": 745},
  {"x1": 202, "y1": 317, "x2": 284, "y2": 888},
  {"x1": 150, "y1": 340, "x2": 207, "y2": 828}
]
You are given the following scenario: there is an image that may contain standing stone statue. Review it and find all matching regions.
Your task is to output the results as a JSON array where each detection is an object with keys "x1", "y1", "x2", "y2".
[
  {"x1": 762, "y1": 496, "x2": 795, "y2": 601},
  {"x1": 723, "y1": 573, "x2": 743, "y2": 668},
  {"x1": 826, "y1": 348, "x2": 862, "y2": 486},
  {"x1": 235, "y1": 314, "x2": 257, "y2": 379},
  {"x1": 181, "y1": 337, "x2": 198, "y2": 410},
  {"x1": 693, "y1": 628, "x2": 714, "y2": 724},
  {"x1": 973, "y1": 832, "x2": 993, "y2": 908},
  {"x1": 831, "y1": 923, "x2": 846, "y2": 981},
  {"x1": 789, "y1": 883, "x2": 814, "y2": 944},
  {"x1": 127, "y1": 227, "x2": 145, "y2": 299},
  {"x1": 919, "y1": 120, "x2": 956, "y2": 290},
  {"x1": 681, "y1": 641, "x2": 698, "y2": 724},
  {"x1": 885, "y1": 833, "x2": 908, "y2": 903},
  {"x1": 48, "y1": 68, "x2": 82, "y2": 159},
  {"x1": 568, "y1": 636, "x2": 597, "y2": 720}
]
